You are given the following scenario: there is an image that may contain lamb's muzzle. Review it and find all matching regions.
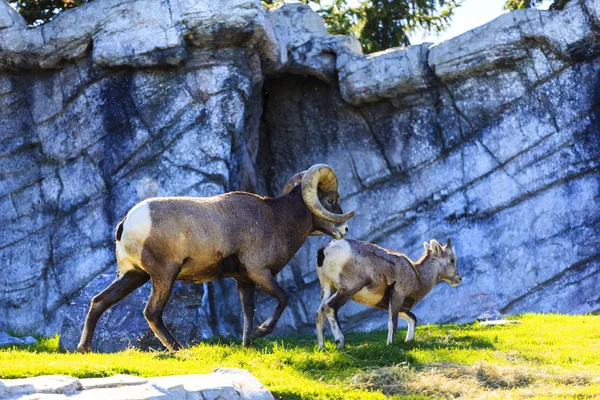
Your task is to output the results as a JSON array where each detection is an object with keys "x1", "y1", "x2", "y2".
[{"x1": 77, "y1": 164, "x2": 353, "y2": 353}]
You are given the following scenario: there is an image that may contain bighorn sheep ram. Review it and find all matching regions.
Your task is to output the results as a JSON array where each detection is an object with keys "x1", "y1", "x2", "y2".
[
  {"x1": 316, "y1": 238, "x2": 460, "y2": 349},
  {"x1": 77, "y1": 164, "x2": 354, "y2": 353}
]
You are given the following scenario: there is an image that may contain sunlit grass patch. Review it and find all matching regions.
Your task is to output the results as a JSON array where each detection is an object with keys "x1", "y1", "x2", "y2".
[{"x1": 0, "y1": 314, "x2": 598, "y2": 399}]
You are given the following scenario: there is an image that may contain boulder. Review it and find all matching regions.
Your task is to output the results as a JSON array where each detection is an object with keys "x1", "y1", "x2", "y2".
[
  {"x1": 0, "y1": 369, "x2": 273, "y2": 399},
  {"x1": 0, "y1": 331, "x2": 24, "y2": 347}
]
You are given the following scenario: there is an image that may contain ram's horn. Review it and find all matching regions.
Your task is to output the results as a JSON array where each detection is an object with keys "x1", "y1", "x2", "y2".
[
  {"x1": 281, "y1": 171, "x2": 305, "y2": 196},
  {"x1": 301, "y1": 164, "x2": 354, "y2": 223}
]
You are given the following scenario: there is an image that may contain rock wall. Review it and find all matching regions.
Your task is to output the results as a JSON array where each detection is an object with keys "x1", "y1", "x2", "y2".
[{"x1": 0, "y1": 0, "x2": 598, "y2": 344}]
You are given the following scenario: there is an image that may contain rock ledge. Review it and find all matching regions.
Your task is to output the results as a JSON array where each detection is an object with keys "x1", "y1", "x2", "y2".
[{"x1": 0, "y1": 369, "x2": 273, "y2": 399}]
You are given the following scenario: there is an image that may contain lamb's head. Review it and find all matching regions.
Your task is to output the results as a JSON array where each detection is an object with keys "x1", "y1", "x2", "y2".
[
  {"x1": 424, "y1": 238, "x2": 461, "y2": 286},
  {"x1": 282, "y1": 164, "x2": 354, "y2": 240}
]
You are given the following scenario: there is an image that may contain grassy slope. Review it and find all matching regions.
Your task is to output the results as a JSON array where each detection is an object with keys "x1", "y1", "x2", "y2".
[{"x1": 0, "y1": 314, "x2": 598, "y2": 399}]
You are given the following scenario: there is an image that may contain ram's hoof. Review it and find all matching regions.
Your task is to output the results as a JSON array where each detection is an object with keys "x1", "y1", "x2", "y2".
[
  {"x1": 249, "y1": 327, "x2": 269, "y2": 340},
  {"x1": 77, "y1": 344, "x2": 90, "y2": 354}
]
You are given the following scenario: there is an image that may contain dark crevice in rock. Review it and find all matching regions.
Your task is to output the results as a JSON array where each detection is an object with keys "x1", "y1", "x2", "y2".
[
  {"x1": 476, "y1": 139, "x2": 532, "y2": 196},
  {"x1": 581, "y1": 0, "x2": 600, "y2": 31},
  {"x1": 357, "y1": 108, "x2": 396, "y2": 174}
]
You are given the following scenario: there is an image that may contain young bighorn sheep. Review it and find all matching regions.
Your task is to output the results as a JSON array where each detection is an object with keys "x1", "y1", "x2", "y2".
[
  {"x1": 316, "y1": 238, "x2": 460, "y2": 349},
  {"x1": 78, "y1": 164, "x2": 354, "y2": 353}
]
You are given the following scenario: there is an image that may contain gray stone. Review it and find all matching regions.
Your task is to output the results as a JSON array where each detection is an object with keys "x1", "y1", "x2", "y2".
[
  {"x1": 479, "y1": 320, "x2": 522, "y2": 326},
  {"x1": 267, "y1": 3, "x2": 328, "y2": 51},
  {"x1": 79, "y1": 375, "x2": 148, "y2": 390},
  {"x1": 0, "y1": 0, "x2": 598, "y2": 343},
  {"x1": 22, "y1": 336, "x2": 37, "y2": 345},
  {"x1": 0, "y1": 369, "x2": 273, "y2": 399},
  {"x1": 1, "y1": 375, "x2": 81, "y2": 396},
  {"x1": 475, "y1": 310, "x2": 505, "y2": 321},
  {"x1": 286, "y1": 35, "x2": 362, "y2": 82},
  {"x1": 339, "y1": 43, "x2": 431, "y2": 105},
  {"x1": 0, "y1": 331, "x2": 24, "y2": 347},
  {"x1": 0, "y1": 1, "x2": 26, "y2": 30}
]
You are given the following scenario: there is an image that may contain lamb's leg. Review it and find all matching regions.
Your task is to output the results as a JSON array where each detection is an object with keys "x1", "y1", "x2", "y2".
[
  {"x1": 387, "y1": 290, "x2": 405, "y2": 345},
  {"x1": 144, "y1": 262, "x2": 183, "y2": 351},
  {"x1": 399, "y1": 311, "x2": 417, "y2": 341},
  {"x1": 323, "y1": 287, "x2": 361, "y2": 349},
  {"x1": 316, "y1": 269, "x2": 335, "y2": 349},
  {"x1": 236, "y1": 279, "x2": 256, "y2": 347},
  {"x1": 248, "y1": 270, "x2": 288, "y2": 339},
  {"x1": 78, "y1": 270, "x2": 149, "y2": 353}
]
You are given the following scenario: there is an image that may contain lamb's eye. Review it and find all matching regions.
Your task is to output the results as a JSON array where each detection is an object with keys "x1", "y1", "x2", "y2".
[{"x1": 449, "y1": 259, "x2": 455, "y2": 263}]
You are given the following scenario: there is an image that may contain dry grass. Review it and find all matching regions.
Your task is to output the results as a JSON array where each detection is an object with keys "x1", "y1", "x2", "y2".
[{"x1": 351, "y1": 362, "x2": 598, "y2": 399}]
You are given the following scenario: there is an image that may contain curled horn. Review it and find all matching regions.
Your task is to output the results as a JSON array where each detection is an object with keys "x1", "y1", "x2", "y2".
[
  {"x1": 301, "y1": 164, "x2": 354, "y2": 223},
  {"x1": 281, "y1": 171, "x2": 305, "y2": 196}
]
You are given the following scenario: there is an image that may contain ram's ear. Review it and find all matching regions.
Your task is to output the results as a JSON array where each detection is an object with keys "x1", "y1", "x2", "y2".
[
  {"x1": 446, "y1": 237, "x2": 452, "y2": 249},
  {"x1": 424, "y1": 242, "x2": 432, "y2": 253},
  {"x1": 430, "y1": 240, "x2": 443, "y2": 257}
]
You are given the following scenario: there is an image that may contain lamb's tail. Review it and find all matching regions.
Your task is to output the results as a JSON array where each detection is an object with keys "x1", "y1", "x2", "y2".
[{"x1": 316, "y1": 247, "x2": 326, "y2": 267}]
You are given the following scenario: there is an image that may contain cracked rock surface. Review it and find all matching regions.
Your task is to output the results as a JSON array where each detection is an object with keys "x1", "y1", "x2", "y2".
[
  {"x1": 0, "y1": 369, "x2": 273, "y2": 399},
  {"x1": 0, "y1": 0, "x2": 598, "y2": 347}
]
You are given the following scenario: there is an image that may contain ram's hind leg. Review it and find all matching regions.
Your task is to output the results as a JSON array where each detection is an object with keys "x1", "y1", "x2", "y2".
[
  {"x1": 248, "y1": 270, "x2": 288, "y2": 340},
  {"x1": 78, "y1": 269, "x2": 150, "y2": 353},
  {"x1": 144, "y1": 262, "x2": 183, "y2": 352},
  {"x1": 236, "y1": 279, "x2": 256, "y2": 347}
]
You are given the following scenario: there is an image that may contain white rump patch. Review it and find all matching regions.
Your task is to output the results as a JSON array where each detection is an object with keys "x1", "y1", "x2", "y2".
[
  {"x1": 116, "y1": 201, "x2": 152, "y2": 274},
  {"x1": 322, "y1": 239, "x2": 352, "y2": 282},
  {"x1": 124, "y1": 201, "x2": 152, "y2": 238}
]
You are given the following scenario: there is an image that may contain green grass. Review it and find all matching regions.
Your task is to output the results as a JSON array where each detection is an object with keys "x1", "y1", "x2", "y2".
[{"x1": 1, "y1": 314, "x2": 598, "y2": 399}]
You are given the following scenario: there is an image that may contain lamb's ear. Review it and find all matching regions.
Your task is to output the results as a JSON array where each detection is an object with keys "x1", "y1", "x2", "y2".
[
  {"x1": 430, "y1": 240, "x2": 443, "y2": 257},
  {"x1": 424, "y1": 242, "x2": 432, "y2": 253}
]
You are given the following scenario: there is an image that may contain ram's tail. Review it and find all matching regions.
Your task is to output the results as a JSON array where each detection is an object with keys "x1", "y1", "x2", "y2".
[{"x1": 115, "y1": 217, "x2": 126, "y2": 242}]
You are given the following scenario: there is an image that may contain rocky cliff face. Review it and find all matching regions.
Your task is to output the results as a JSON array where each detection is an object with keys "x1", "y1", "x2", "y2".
[{"x1": 0, "y1": 0, "x2": 598, "y2": 347}]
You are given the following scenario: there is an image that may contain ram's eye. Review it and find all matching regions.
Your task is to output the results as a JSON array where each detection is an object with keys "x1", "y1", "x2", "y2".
[
  {"x1": 328, "y1": 199, "x2": 334, "y2": 205},
  {"x1": 450, "y1": 259, "x2": 455, "y2": 264}
]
